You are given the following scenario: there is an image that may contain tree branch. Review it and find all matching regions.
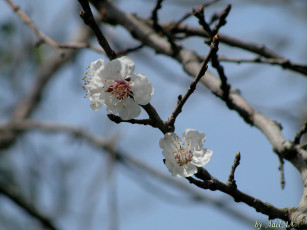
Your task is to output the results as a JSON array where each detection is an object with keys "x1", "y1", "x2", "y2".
[
  {"x1": 294, "y1": 120, "x2": 307, "y2": 145},
  {"x1": 166, "y1": 23, "x2": 307, "y2": 76},
  {"x1": 0, "y1": 119, "x2": 263, "y2": 227},
  {"x1": 91, "y1": 1, "x2": 307, "y2": 224},
  {"x1": 227, "y1": 152, "x2": 240, "y2": 188},
  {"x1": 0, "y1": 25, "x2": 93, "y2": 150},
  {"x1": 167, "y1": 34, "x2": 219, "y2": 129},
  {"x1": 0, "y1": 180, "x2": 59, "y2": 230},
  {"x1": 78, "y1": 0, "x2": 117, "y2": 60},
  {"x1": 187, "y1": 168, "x2": 291, "y2": 222},
  {"x1": 4, "y1": 0, "x2": 63, "y2": 55}
]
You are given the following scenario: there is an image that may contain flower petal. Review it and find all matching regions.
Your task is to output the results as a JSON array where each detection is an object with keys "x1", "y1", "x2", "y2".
[
  {"x1": 130, "y1": 73, "x2": 154, "y2": 105},
  {"x1": 183, "y1": 129, "x2": 206, "y2": 150},
  {"x1": 164, "y1": 156, "x2": 197, "y2": 177},
  {"x1": 191, "y1": 148, "x2": 213, "y2": 167},
  {"x1": 117, "y1": 98, "x2": 141, "y2": 120},
  {"x1": 89, "y1": 59, "x2": 104, "y2": 75},
  {"x1": 101, "y1": 59, "x2": 124, "y2": 80},
  {"x1": 159, "y1": 133, "x2": 180, "y2": 152},
  {"x1": 118, "y1": 56, "x2": 135, "y2": 75}
]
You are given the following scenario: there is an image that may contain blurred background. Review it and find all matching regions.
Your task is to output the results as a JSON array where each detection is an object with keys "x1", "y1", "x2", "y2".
[{"x1": 0, "y1": 0, "x2": 307, "y2": 229}]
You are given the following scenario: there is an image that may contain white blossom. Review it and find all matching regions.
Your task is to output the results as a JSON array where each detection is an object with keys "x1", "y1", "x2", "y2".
[
  {"x1": 83, "y1": 56, "x2": 154, "y2": 120},
  {"x1": 159, "y1": 129, "x2": 213, "y2": 177}
]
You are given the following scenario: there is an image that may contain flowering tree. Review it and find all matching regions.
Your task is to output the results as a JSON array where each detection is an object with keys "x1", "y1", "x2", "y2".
[{"x1": 0, "y1": 0, "x2": 307, "y2": 230}]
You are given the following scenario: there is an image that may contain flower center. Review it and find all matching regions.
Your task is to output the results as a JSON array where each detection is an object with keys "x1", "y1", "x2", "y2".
[
  {"x1": 175, "y1": 145, "x2": 193, "y2": 166},
  {"x1": 106, "y1": 80, "x2": 132, "y2": 100}
]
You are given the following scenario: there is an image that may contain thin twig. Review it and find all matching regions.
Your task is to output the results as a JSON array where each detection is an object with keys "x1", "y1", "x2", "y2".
[
  {"x1": 168, "y1": 0, "x2": 220, "y2": 33},
  {"x1": 193, "y1": 5, "x2": 213, "y2": 39},
  {"x1": 78, "y1": 0, "x2": 117, "y2": 60},
  {"x1": 210, "y1": 34, "x2": 231, "y2": 104},
  {"x1": 107, "y1": 104, "x2": 169, "y2": 134},
  {"x1": 227, "y1": 152, "x2": 241, "y2": 188},
  {"x1": 211, "y1": 4, "x2": 231, "y2": 36},
  {"x1": 165, "y1": 23, "x2": 307, "y2": 76},
  {"x1": 150, "y1": 0, "x2": 178, "y2": 53},
  {"x1": 151, "y1": 0, "x2": 164, "y2": 28},
  {"x1": 294, "y1": 120, "x2": 307, "y2": 144},
  {"x1": 218, "y1": 55, "x2": 307, "y2": 68},
  {"x1": 4, "y1": 0, "x2": 107, "y2": 55},
  {"x1": 187, "y1": 167, "x2": 290, "y2": 221},
  {"x1": 0, "y1": 180, "x2": 59, "y2": 230},
  {"x1": 107, "y1": 114, "x2": 153, "y2": 126},
  {"x1": 167, "y1": 34, "x2": 219, "y2": 130},
  {"x1": 278, "y1": 155, "x2": 285, "y2": 189}
]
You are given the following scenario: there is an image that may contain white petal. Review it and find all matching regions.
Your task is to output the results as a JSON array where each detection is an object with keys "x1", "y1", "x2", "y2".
[
  {"x1": 191, "y1": 148, "x2": 213, "y2": 167},
  {"x1": 103, "y1": 95, "x2": 123, "y2": 114},
  {"x1": 117, "y1": 98, "x2": 141, "y2": 120},
  {"x1": 164, "y1": 156, "x2": 197, "y2": 177},
  {"x1": 101, "y1": 59, "x2": 124, "y2": 81},
  {"x1": 159, "y1": 133, "x2": 179, "y2": 151},
  {"x1": 89, "y1": 59, "x2": 104, "y2": 75},
  {"x1": 183, "y1": 129, "x2": 206, "y2": 150},
  {"x1": 118, "y1": 56, "x2": 135, "y2": 75},
  {"x1": 130, "y1": 73, "x2": 154, "y2": 105},
  {"x1": 89, "y1": 95, "x2": 103, "y2": 111}
]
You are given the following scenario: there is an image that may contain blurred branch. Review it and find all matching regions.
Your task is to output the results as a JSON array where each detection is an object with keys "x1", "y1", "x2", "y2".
[
  {"x1": 211, "y1": 4, "x2": 231, "y2": 36},
  {"x1": 0, "y1": 119, "x2": 263, "y2": 227},
  {"x1": 278, "y1": 155, "x2": 285, "y2": 190},
  {"x1": 4, "y1": 0, "x2": 63, "y2": 54},
  {"x1": 0, "y1": 24, "x2": 93, "y2": 150},
  {"x1": 0, "y1": 180, "x2": 59, "y2": 230},
  {"x1": 0, "y1": 120, "x2": 110, "y2": 147},
  {"x1": 151, "y1": 0, "x2": 164, "y2": 27},
  {"x1": 5, "y1": 0, "x2": 103, "y2": 55},
  {"x1": 294, "y1": 120, "x2": 307, "y2": 144},
  {"x1": 165, "y1": 23, "x2": 307, "y2": 76}
]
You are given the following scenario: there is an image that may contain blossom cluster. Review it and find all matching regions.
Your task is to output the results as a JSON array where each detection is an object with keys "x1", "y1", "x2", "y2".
[{"x1": 83, "y1": 56, "x2": 212, "y2": 177}]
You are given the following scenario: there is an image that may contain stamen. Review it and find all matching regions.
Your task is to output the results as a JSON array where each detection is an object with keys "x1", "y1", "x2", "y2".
[
  {"x1": 172, "y1": 136, "x2": 194, "y2": 166},
  {"x1": 106, "y1": 80, "x2": 132, "y2": 101}
]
